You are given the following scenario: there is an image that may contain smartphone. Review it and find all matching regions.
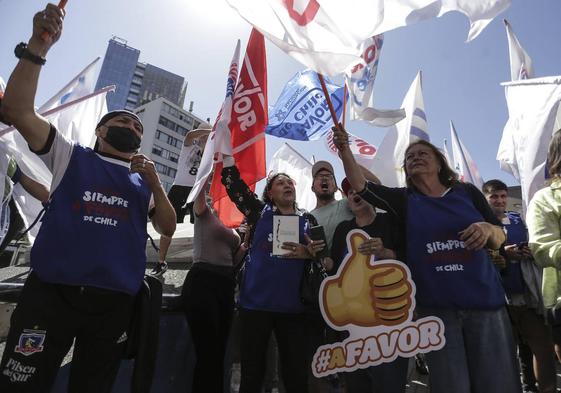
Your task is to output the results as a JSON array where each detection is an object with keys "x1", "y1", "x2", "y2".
[{"x1": 310, "y1": 225, "x2": 329, "y2": 259}]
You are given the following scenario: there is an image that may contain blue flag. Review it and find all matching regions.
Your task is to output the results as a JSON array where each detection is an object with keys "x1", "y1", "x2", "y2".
[{"x1": 266, "y1": 70, "x2": 345, "y2": 141}]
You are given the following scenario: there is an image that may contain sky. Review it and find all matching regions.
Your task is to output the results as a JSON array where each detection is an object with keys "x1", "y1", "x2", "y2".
[{"x1": 1, "y1": 0, "x2": 561, "y2": 189}]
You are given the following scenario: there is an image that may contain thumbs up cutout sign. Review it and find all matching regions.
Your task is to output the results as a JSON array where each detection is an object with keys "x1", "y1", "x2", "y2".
[{"x1": 321, "y1": 230, "x2": 413, "y2": 328}]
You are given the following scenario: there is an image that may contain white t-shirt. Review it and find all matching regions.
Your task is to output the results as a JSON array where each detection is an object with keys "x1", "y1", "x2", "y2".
[{"x1": 173, "y1": 141, "x2": 203, "y2": 187}]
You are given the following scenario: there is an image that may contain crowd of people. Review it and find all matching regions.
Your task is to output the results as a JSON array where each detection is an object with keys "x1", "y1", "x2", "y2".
[{"x1": 2, "y1": 3, "x2": 561, "y2": 393}]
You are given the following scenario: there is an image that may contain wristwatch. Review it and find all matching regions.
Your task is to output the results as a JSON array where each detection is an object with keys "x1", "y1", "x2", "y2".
[{"x1": 14, "y1": 42, "x2": 46, "y2": 66}]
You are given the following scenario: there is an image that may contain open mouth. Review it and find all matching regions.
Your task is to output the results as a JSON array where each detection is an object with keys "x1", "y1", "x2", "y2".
[{"x1": 320, "y1": 181, "x2": 329, "y2": 191}]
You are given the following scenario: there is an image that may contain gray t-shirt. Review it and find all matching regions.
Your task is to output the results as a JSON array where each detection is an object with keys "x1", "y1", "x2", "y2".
[
  {"x1": 311, "y1": 198, "x2": 353, "y2": 248},
  {"x1": 193, "y1": 208, "x2": 240, "y2": 267}
]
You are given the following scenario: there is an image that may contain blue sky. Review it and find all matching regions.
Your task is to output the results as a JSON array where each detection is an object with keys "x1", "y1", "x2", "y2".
[{"x1": 1, "y1": 0, "x2": 560, "y2": 188}]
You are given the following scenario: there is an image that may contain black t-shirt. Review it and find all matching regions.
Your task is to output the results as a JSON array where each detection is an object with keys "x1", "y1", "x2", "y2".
[{"x1": 330, "y1": 212, "x2": 402, "y2": 274}]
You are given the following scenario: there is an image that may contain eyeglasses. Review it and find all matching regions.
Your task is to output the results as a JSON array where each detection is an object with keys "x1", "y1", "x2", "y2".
[{"x1": 314, "y1": 174, "x2": 334, "y2": 181}]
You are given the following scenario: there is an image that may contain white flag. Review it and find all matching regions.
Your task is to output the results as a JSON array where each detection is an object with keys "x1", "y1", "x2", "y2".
[
  {"x1": 346, "y1": 35, "x2": 405, "y2": 126},
  {"x1": 498, "y1": 20, "x2": 534, "y2": 178},
  {"x1": 497, "y1": 76, "x2": 561, "y2": 211},
  {"x1": 442, "y1": 139, "x2": 452, "y2": 166},
  {"x1": 504, "y1": 20, "x2": 533, "y2": 81},
  {"x1": 450, "y1": 121, "x2": 484, "y2": 189},
  {"x1": 268, "y1": 143, "x2": 316, "y2": 211},
  {"x1": 324, "y1": 128, "x2": 377, "y2": 169},
  {"x1": 0, "y1": 76, "x2": 5, "y2": 95},
  {"x1": 0, "y1": 87, "x2": 110, "y2": 237},
  {"x1": 38, "y1": 57, "x2": 100, "y2": 113},
  {"x1": 369, "y1": 71, "x2": 429, "y2": 187},
  {"x1": 187, "y1": 41, "x2": 241, "y2": 204},
  {"x1": 225, "y1": 0, "x2": 510, "y2": 76}
]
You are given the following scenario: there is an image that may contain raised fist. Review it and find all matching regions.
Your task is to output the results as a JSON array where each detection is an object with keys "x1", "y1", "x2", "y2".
[{"x1": 322, "y1": 231, "x2": 413, "y2": 327}]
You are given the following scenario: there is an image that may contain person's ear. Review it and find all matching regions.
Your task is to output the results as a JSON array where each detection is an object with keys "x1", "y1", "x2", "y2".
[
  {"x1": 267, "y1": 188, "x2": 275, "y2": 203},
  {"x1": 95, "y1": 124, "x2": 106, "y2": 137}
]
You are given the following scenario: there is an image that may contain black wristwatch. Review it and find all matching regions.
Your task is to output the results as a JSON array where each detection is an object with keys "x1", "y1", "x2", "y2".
[{"x1": 14, "y1": 42, "x2": 46, "y2": 66}]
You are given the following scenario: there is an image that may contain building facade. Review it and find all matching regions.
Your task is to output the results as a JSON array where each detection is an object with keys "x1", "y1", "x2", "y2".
[
  {"x1": 95, "y1": 37, "x2": 140, "y2": 112},
  {"x1": 96, "y1": 37, "x2": 187, "y2": 112},
  {"x1": 135, "y1": 97, "x2": 210, "y2": 192}
]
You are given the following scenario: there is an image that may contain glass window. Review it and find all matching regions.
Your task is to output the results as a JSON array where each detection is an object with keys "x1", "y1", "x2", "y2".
[
  {"x1": 169, "y1": 151, "x2": 179, "y2": 163},
  {"x1": 152, "y1": 146, "x2": 163, "y2": 156}
]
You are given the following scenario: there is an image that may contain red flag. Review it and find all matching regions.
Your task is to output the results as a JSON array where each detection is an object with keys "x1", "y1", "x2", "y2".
[{"x1": 210, "y1": 29, "x2": 268, "y2": 228}]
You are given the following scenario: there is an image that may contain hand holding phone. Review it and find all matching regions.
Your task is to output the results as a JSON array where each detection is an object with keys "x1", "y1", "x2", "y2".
[{"x1": 310, "y1": 225, "x2": 329, "y2": 259}]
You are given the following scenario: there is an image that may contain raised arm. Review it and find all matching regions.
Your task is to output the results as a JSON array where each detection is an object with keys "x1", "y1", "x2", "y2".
[
  {"x1": 193, "y1": 184, "x2": 208, "y2": 216},
  {"x1": 132, "y1": 154, "x2": 176, "y2": 237},
  {"x1": 1, "y1": 4, "x2": 65, "y2": 151},
  {"x1": 332, "y1": 124, "x2": 367, "y2": 193},
  {"x1": 332, "y1": 124, "x2": 406, "y2": 218},
  {"x1": 221, "y1": 156, "x2": 264, "y2": 225}
]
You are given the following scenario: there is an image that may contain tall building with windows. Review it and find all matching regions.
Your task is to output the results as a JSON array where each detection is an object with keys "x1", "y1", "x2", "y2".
[
  {"x1": 135, "y1": 97, "x2": 210, "y2": 191},
  {"x1": 96, "y1": 37, "x2": 187, "y2": 112},
  {"x1": 95, "y1": 37, "x2": 140, "y2": 111}
]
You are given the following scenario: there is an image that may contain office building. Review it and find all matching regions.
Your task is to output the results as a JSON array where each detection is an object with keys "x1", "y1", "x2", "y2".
[
  {"x1": 96, "y1": 37, "x2": 187, "y2": 111},
  {"x1": 135, "y1": 97, "x2": 210, "y2": 191}
]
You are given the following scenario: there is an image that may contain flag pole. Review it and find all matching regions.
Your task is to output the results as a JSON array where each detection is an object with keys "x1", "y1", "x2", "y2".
[
  {"x1": 42, "y1": 0, "x2": 69, "y2": 41},
  {"x1": 317, "y1": 74, "x2": 339, "y2": 126},
  {"x1": 342, "y1": 83, "x2": 348, "y2": 128}
]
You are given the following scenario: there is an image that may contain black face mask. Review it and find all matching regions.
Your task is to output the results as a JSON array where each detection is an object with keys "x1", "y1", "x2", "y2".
[{"x1": 103, "y1": 126, "x2": 141, "y2": 153}]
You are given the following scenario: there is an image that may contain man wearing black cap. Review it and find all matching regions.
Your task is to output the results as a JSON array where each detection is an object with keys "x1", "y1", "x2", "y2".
[
  {"x1": 310, "y1": 160, "x2": 380, "y2": 249},
  {"x1": 0, "y1": 4, "x2": 176, "y2": 392}
]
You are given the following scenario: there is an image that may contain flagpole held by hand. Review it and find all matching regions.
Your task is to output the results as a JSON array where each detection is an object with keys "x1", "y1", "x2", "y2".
[
  {"x1": 317, "y1": 74, "x2": 339, "y2": 126},
  {"x1": 42, "y1": 0, "x2": 68, "y2": 41},
  {"x1": 342, "y1": 83, "x2": 348, "y2": 128}
]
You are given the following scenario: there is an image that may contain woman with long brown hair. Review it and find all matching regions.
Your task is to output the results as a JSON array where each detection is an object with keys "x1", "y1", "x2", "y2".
[{"x1": 221, "y1": 154, "x2": 323, "y2": 393}]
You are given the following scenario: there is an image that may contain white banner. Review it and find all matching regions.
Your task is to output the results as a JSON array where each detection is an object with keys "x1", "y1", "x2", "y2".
[
  {"x1": 187, "y1": 41, "x2": 241, "y2": 204},
  {"x1": 497, "y1": 77, "x2": 561, "y2": 211},
  {"x1": 369, "y1": 71, "x2": 428, "y2": 187},
  {"x1": 38, "y1": 57, "x2": 100, "y2": 113},
  {"x1": 0, "y1": 87, "x2": 110, "y2": 237},
  {"x1": 450, "y1": 120, "x2": 484, "y2": 189},
  {"x1": 346, "y1": 35, "x2": 404, "y2": 126},
  {"x1": 226, "y1": 0, "x2": 510, "y2": 76},
  {"x1": 268, "y1": 143, "x2": 316, "y2": 211},
  {"x1": 324, "y1": 129, "x2": 377, "y2": 170},
  {"x1": 504, "y1": 19, "x2": 533, "y2": 81}
]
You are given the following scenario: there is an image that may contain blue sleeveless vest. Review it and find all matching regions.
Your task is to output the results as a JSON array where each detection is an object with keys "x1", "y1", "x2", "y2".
[
  {"x1": 240, "y1": 204, "x2": 311, "y2": 313},
  {"x1": 31, "y1": 145, "x2": 151, "y2": 295},
  {"x1": 501, "y1": 211, "x2": 528, "y2": 295},
  {"x1": 406, "y1": 186, "x2": 505, "y2": 309}
]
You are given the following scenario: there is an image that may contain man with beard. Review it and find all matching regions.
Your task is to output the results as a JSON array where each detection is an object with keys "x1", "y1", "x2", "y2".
[
  {"x1": 310, "y1": 161, "x2": 380, "y2": 249},
  {"x1": 310, "y1": 161, "x2": 353, "y2": 249}
]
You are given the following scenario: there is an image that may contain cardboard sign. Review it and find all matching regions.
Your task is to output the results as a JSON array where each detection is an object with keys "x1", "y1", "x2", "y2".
[{"x1": 312, "y1": 229, "x2": 446, "y2": 377}]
